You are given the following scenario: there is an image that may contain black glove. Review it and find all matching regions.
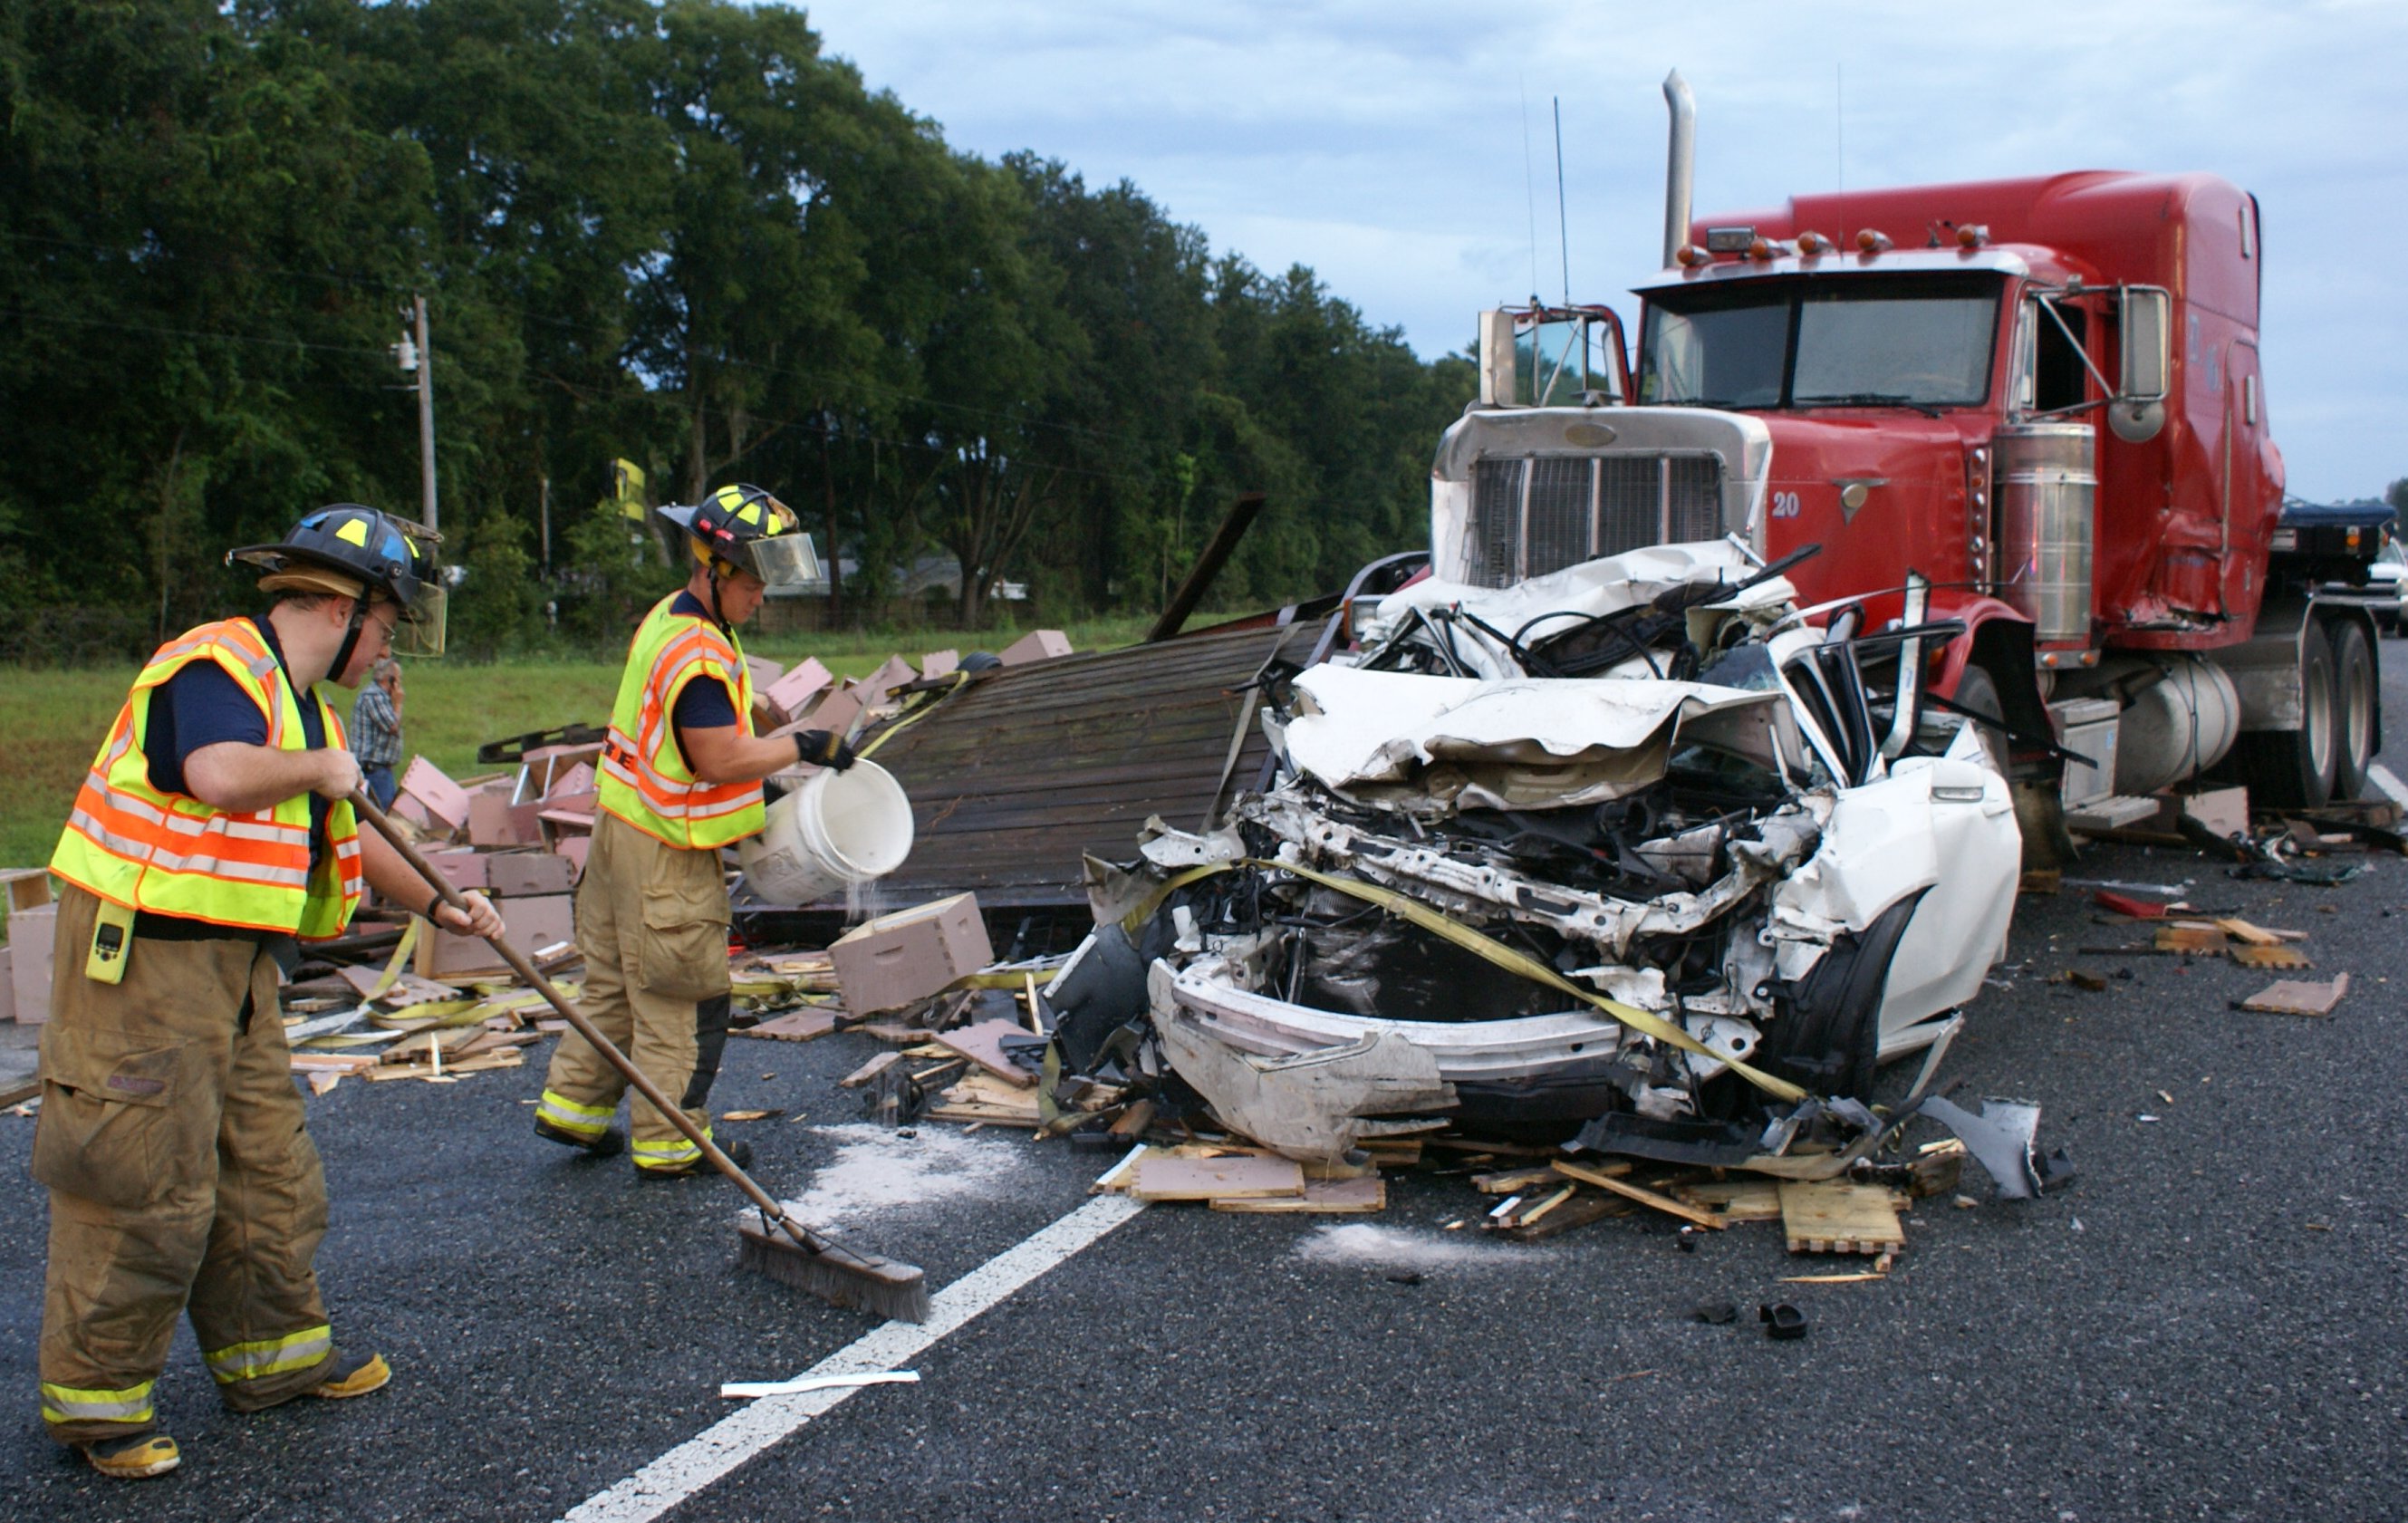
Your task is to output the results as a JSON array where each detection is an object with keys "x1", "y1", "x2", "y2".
[
  {"x1": 794, "y1": 728, "x2": 858, "y2": 771},
  {"x1": 761, "y1": 777, "x2": 789, "y2": 806}
]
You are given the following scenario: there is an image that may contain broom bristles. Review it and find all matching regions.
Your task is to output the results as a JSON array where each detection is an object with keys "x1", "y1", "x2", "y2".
[{"x1": 737, "y1": 1221, "x2": 932, "y2": 1324}]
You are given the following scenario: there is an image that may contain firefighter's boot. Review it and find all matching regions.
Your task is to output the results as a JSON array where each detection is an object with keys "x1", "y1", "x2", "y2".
[
  {"x1": 81, "y1": 1432, "x2": 180, "y2": 1480},
  {"x1": 311, "y1": 1349, "x2": 390, "y2": 1400}
]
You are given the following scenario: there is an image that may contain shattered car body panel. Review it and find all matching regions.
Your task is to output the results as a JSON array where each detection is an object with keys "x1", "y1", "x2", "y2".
[{"x1": 1103, "y1": 540, "x2": 2022, "y2": 1162}]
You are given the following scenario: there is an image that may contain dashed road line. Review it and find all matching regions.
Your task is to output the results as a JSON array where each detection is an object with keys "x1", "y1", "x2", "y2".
[{"x1": 561, "y1": 1194, "x2": 1148, "y2": 1523}]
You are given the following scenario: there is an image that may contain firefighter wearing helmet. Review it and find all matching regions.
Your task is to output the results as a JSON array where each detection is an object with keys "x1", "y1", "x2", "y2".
[
  {"x1": 533, "y1": 484, "x2": 851, "y2": 1174},
  {"x1": 35, "y1": 506, "x2": 504, "y2": 1480}
]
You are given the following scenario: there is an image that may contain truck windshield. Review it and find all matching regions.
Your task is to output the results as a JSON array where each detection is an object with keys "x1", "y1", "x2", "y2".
[{"x1": 1641, "y1": 273, "x2": 2003, "y2": 410}]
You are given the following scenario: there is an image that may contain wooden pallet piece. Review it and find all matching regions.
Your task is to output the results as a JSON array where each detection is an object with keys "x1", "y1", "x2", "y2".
[{"x1": 1777, "y1": 1179, "x2": 1905, "y2": 1256}]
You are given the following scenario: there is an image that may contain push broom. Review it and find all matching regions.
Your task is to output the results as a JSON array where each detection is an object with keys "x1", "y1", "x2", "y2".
[{"x1": 351, "y1": 789, "x2": 931, "y2": 1323}]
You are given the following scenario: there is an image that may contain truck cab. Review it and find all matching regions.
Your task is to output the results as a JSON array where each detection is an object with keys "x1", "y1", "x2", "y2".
[{"x1": 1448, "y1": 145, "x2": 2379, "y2": 830}]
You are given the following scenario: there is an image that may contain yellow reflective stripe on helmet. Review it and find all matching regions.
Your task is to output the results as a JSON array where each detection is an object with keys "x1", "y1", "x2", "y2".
[
  {"x1": 41, "y1": 1379, "x2": 155, "y2": 1426},
  {"x1": 203, "y1": 1324, "x2": 332, "y2": 1384},
  {"x1": 537, "y1": 1090, "x2": 614, "y2": 1135}
]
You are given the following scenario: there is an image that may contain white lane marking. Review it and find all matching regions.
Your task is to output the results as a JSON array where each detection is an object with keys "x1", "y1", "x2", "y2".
[
  {"x1": 561, "y1": 1194, "x2": 1148, "y2": 1523},
  {"x1": 2369, "y1": 763, "x2": 2408, "y2": 809},
  {"x1": 720, "y1": 1370, "x2": 920, "y2": 1401}
]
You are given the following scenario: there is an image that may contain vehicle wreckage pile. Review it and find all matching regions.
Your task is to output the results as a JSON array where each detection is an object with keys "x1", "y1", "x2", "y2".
[{"x1": 825, "y1": 543, "x2": 2078, "y2": 1254}]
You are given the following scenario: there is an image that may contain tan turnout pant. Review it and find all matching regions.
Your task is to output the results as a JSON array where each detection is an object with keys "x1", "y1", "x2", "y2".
[
  {"x1": 535, "y1": 812, "x2": 733, "y2": 1171},
  {"x1": 34, "y1": 883, "x2": 338, "y2": 1445}
]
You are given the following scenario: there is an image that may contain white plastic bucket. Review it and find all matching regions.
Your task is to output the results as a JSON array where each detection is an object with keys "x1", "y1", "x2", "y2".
[{"x1": 737, "y1": 759, "x2": 915, "y2": 906}]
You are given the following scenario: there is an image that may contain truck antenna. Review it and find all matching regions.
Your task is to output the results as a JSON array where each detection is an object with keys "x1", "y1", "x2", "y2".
[{"x1": 1554, "y1": 95, "x2": 1572, "y2": 307}]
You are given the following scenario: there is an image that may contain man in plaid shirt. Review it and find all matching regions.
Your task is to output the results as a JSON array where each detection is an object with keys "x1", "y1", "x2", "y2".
[{"x1": 350, "y1": 656, "x2": 405, "y2": 807}]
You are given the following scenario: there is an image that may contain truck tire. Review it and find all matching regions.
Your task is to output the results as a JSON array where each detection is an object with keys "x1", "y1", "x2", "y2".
[
  {"x1": 2226, "y1": 619, "x2": 2337, "y2": 808},
  {"x1": 2331, "y1": 617, "x2": 2375, "y2": 801}
]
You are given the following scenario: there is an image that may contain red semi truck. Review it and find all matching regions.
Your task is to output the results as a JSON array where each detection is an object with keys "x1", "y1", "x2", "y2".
[{"x1": 1442, "y1": 73, "x2": 2384, "y2": 853}]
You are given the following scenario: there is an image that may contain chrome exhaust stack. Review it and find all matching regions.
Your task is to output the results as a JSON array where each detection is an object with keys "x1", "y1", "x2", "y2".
[{"x1": 1662, "y1": 70, "x2": 1696, "y2": 268}]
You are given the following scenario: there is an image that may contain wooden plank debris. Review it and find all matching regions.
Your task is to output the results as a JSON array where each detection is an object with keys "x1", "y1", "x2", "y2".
[
  {"x1": 2230, "y1": 943, "x2": 2311, "y2": 970},
  {"x1": 839, "y1": 1052, "x2": 903, "y2": 1089},
  {"x1": 1130, "y1": 1152, "x2": 1305, "y2": 1202},
  {"x1": 2155, "y1": 923, "x2": 2229, "y2": 954},
  {"x1": 1209, "y1": 1176, "x2": 1384, "y2": 1214},
  {"x1": 1498, "y1": 1192, "x2": 1628, "y2": 1241},
  {"x1": 1551, "y1": 1161, "x2": 1725, "y2": 1229},
  {"x1": 1778, "y1": 1180, "x2": 1905, "y2": 1256},
  {"x1": 740, "y1": 1010, "x2": 839, "y2": 1043},
  {"x1": 2237, "y1": 972, "x2": 2350, "y2": 1017},
  {"x1": 926, "y1": 1072, "x2": 1043, "y2": 1127},
  {"x1": 933, "y1": 1018, "x2": 1039, "y2": 1088},
  {"x1": 1674, "y1": 1178, "x2": 1785, "y2": 1223}
]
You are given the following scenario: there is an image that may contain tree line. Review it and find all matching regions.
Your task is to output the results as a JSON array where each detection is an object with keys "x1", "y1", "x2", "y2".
[{"x1": 0, "y1": 0, "x2": 1474, "y2": 659}]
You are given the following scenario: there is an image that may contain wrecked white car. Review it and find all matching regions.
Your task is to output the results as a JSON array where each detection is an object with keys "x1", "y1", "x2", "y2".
[{"x1": 1051, "y1": 541, "x2": 2025, "y2": 1175}]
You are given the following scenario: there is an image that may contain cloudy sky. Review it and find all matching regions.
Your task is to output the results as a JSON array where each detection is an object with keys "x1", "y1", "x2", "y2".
[{"x1": 798, "y1": 1, "x2": 2406, "y2": 502}]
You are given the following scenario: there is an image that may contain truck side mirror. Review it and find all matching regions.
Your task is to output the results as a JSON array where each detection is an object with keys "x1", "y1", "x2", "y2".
[
  {"x1": 2111, "y1": 286, "x2": 2171, "y2": 443},
  {"x1": 1478, "y1": 310, "x2": 1515, "y2": 407}
]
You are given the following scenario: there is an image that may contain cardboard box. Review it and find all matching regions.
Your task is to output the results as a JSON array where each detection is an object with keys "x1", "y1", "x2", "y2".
[
  {"x1": 856, "y1": 653, "x2": 919, "y2": 704},
  {"x1": 998, "y1": 629, "x2": 1072, "y2": 666},
  {"x1": 765, "y1": 657, "x2": 833, "y2": 720},
  {"x1": 2147, "y1": 786, "x2": 2249, "y2": 841},
  {"x1": 920, "y1": 649, "x2": 960, "y2": 679},
  {"x1": 4, "y1": 869, "x2": 55, "y2": 917},
  {"x1": 0, "y1": 946, "x2": 13, "y2": 1023},
  {"x1": 468, "y1": 787, "x2": 544, "y2": 848},
  {"x1": 520, "y1": 742, "x2": 603, "y2": 798},
  {"x1": 423, "y1": 849, "x2": 490, "y2": 892},
  {"x1": 828, "y1": 892, "x2": 993, "y2": 1015},
  {"x1": 417, "y1": 893, "x2": 574, "y2": 979},
  {"x1": 486, "y1": 851, "x2": 577, "y2": 898},
  {"x1": 800, "y1": 685, "x2": 866, "y2": 743},
  {"x1": 556, "y1": 834, "x2": 592, "y2": 878},
  {"x1": 399, "y1": 756, "x2": 474, "y2": 831},
  {"x1": 10, "y1": 902, "x2": 56, "y2": 1024}
]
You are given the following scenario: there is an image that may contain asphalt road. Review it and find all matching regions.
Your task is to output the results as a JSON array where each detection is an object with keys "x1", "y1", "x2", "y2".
[{"x1": 3, "y1": 665, "x2": 2404, "y2": 1521}]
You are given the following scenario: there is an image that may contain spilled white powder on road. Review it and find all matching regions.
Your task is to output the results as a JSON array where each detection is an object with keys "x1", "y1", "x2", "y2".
[
  {"x1": 1296, "y1": 1223, "x2": 1535, "y2": 1269},
  {"x1": 771, "y1": 1122, "x2": 1028, "y2": 1227}
]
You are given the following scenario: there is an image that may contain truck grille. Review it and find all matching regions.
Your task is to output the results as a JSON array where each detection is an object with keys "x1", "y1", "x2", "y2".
[{"x1": 1462, "y1": 455, "x2": 1725, "y2": 587}]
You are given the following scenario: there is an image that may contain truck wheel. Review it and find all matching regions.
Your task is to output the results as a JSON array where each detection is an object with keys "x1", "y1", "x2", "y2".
[
  {"x1": 2226, "y1": 619, "x2": 2337, "y2": 808},
  {"x1": 2331, "y1": 618, "x2": 2375, "y2": 800}
]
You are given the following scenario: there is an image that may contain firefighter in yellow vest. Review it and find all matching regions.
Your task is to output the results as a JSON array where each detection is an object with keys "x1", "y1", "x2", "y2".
[
  {"x1": 535, "y1": 483, "x2": 851, "y2": 1174},
  {"x1": 35, "y1": 506, "x2": 505, "y2": 1480}
]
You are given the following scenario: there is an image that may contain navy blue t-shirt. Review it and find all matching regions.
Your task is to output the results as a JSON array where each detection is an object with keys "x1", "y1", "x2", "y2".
[
  {"x1": 145, "y1": 615, "x2": 331, "y2": 869},
  {"x1": 666, "y1": 593, "x2": 737, "y2": 755}
]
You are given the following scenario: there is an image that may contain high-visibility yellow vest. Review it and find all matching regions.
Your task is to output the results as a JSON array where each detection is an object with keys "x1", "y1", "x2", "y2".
[
  {"x1": 51, "y1": 618, "x2": 364, "y2": 940},
  {"x1": 596, "y1": 594, "x2": 763, "y2": 851}
]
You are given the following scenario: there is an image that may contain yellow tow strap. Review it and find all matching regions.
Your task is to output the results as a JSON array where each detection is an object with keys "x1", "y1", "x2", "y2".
[
  {"x1": 856, "y1": 671, "x2": 972, "y2": 762},
  {"x1": 369, "y1": 917, "x2": 422, "y2": 998},
  {"x1": 1125, "y1": 857, "x2": 1808, "y2": 1104}
]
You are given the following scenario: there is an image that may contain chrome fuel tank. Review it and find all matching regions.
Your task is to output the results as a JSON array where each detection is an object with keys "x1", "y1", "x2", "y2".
[{"x1": 1994, "y1": 422, "x2": 2096, "y2": 643}]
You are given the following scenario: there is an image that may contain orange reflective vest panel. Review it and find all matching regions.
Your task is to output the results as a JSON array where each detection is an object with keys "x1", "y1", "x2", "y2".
[
  {"x1": 596, "y1": 595, "x2": 765, "y2": 851},
  {"x1": 50, "y1": 619, "x2": 364, "y2": 940}
]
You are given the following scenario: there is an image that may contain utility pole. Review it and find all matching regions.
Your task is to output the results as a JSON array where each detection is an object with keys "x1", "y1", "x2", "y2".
[{"x1": 412, "y1": 294, "x2": 438, "y2": 532}]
